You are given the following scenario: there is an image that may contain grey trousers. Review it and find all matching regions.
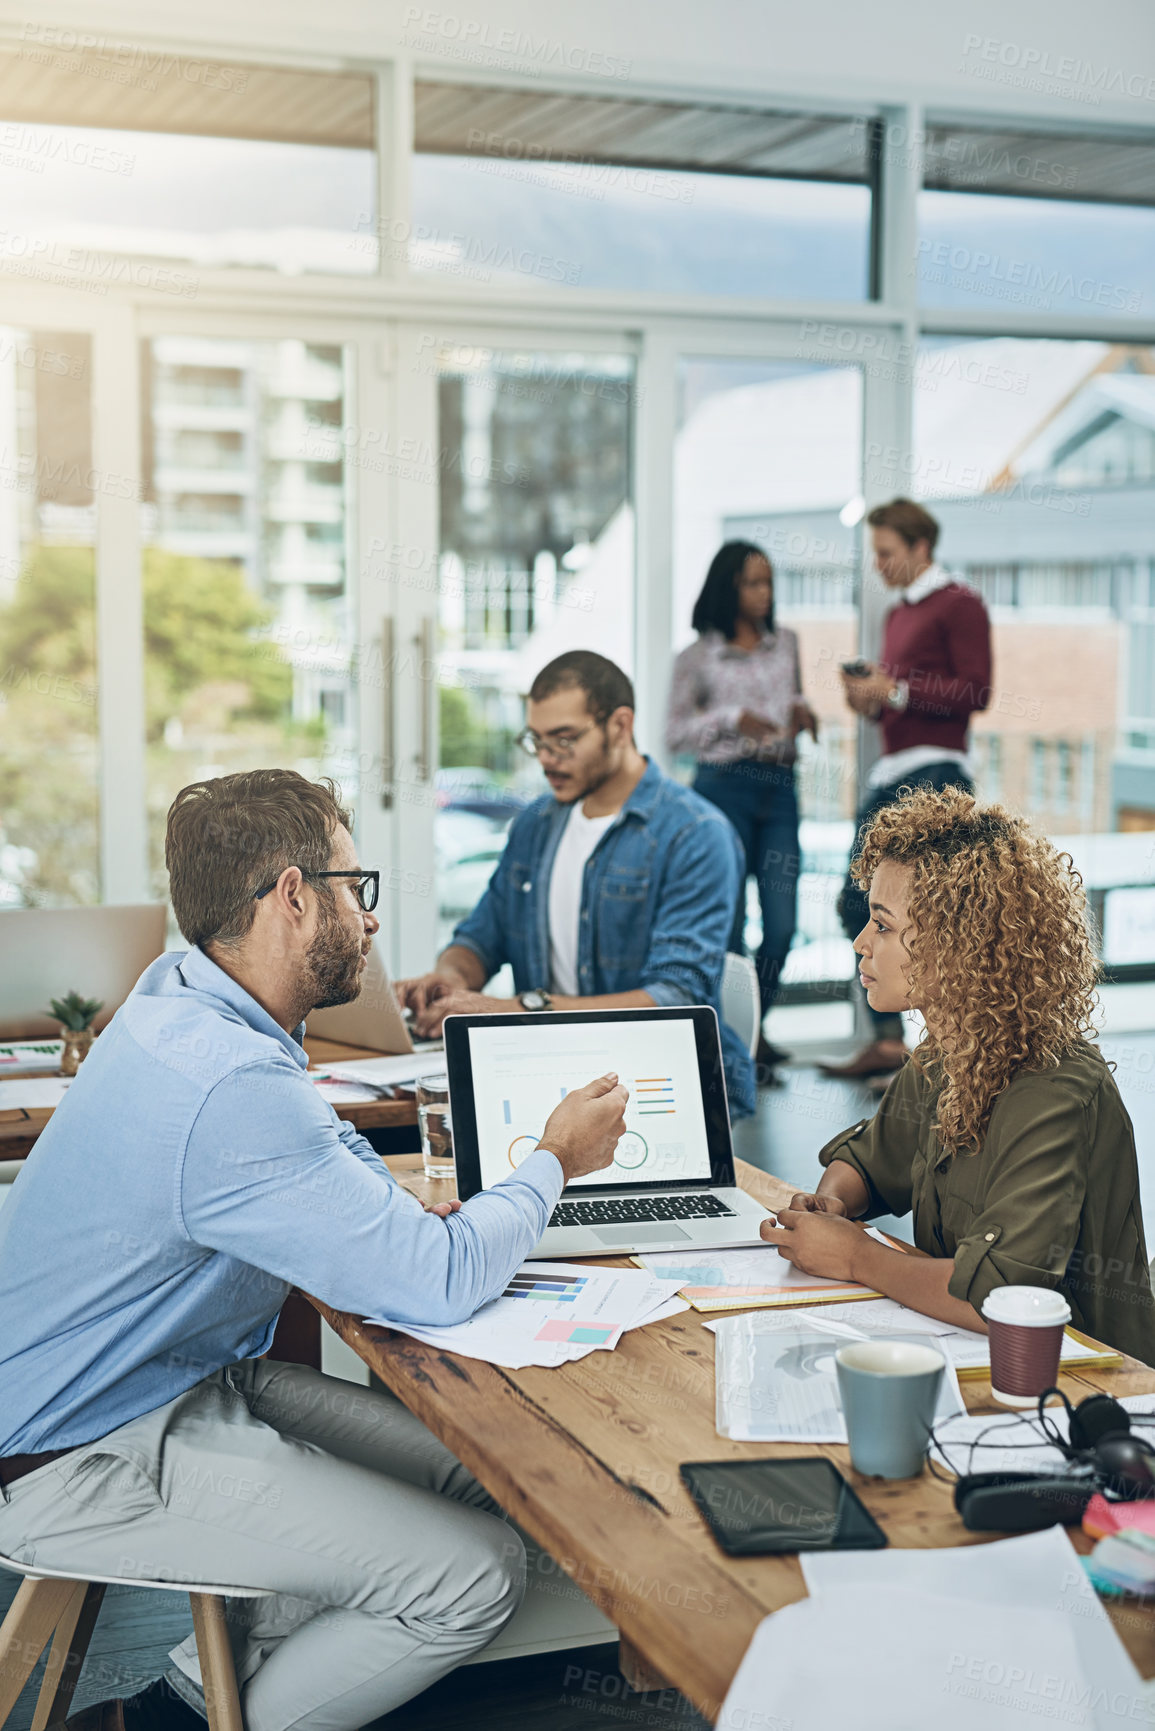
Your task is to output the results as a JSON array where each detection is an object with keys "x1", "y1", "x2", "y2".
[{"x1": 0, "y1": 1361, "x2": 525, "y2": 1731}]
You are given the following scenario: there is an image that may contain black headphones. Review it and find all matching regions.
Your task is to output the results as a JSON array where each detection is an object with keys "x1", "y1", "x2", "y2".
[
  {"x1": 951, "y1": 1388, "x2": 1155, "y2": 1532},
  {"x1": 1038, "y1": 1387, "x2": 1155, "y2": 1491}
]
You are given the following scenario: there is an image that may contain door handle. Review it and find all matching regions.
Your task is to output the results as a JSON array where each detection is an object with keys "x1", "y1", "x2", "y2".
[
  {"x1": 381, "y1": 617, "x2": 394, "y2": 809},
  {"x1": 415, "y1": 615, "x2": 435, "y2": 783}
]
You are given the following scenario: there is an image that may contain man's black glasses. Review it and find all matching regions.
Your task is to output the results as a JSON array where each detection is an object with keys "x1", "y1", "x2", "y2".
[{"x1": 253, "y1": 869, "x2": 380, "y2": 913}]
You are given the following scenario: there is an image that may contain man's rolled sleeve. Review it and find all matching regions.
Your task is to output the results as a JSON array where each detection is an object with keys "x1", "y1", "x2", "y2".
[{"x1": 643, "y1": 977, "x2": 694, "y2": 1008}]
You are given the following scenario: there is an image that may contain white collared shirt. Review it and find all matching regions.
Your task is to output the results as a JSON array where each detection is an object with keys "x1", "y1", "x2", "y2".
[{"x1": 896, "y1": 561, "x2": 955, "y2": 606}]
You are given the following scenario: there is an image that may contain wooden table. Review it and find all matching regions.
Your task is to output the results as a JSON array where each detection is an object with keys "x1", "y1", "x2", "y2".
[
  {"x1": 313, "y1": 1155, "x2": 1155, "y2": 1723},
  {"x1": 0, "y1": 1036, "x2": 418, "y2": 1161}
]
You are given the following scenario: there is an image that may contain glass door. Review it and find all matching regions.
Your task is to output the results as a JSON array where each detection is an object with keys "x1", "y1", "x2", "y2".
[
  {"x1": 671, "y1": 354, "x2": 865, "y2": 997},
  {"x1": 0, "y1": 326, "x2": 100, "y2": 906},
  {"x1": 139, "y1": 333, "x2": 358, "y2": 899},
  {"x1": 429, "y1": 342, "x2": 636, "y2": 963}
]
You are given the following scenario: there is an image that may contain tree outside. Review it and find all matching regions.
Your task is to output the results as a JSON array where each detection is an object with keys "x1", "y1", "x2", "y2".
[{"x1": 0, "y1": 544, "x2": 330, "y2": 906}]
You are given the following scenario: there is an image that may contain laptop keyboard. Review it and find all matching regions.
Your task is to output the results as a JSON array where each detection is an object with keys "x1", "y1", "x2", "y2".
[{"x1": 550, "y1": 1193, "x2": 736, "y2": 1228}]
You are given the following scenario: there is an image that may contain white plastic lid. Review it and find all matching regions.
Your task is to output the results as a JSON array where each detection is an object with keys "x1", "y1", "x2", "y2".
[{"x1": 981, "y1": 1285, "x2": 1071, "y2": 1327}]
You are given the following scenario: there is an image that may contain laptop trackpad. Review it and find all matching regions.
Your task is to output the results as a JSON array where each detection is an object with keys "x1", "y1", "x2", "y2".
[{"x1": 593, "y1": 1224, "x2": 691, "y2": 1246}]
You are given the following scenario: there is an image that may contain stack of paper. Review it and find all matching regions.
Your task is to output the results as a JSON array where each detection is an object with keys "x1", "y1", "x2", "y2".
[
  {"x1": 635, "y1": 1244, "x2": 880, "y2": 1310},
  {"x1": 0, "y1": 1076, "x2": 72, "y2": 1110},
  {"x1": 311, "y1": 1076, "x2": 391, "y2": 1105},
  {"x1": 703, "y1": 1291, "x2": 1119, "y2": 1378},
  {"x1": 0, "y1": 1039, "x2": 64, "y2": 1074},
  {"x1": 712, "y1": 1310, "x2": 965, "y2": 1442},
  {"x1": 717, "y1": 1528, "x2": 1142, "y2": 1731},
  {"x1": 1087, "y1": 1529, "x2": 1155, "y2": 1598},
  {"x1": 363, "y1": 1262, "x2": 688, "y2": 1369},
  {"x1": 1079, "y1": 1402, "x2": 1155, "y2": 1598},
  {"x1": 313, "y1": 1052, "x2": 448, "y2": 1091}
]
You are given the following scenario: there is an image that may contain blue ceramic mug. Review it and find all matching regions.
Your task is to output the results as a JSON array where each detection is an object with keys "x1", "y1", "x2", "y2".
[{"x1": 835, "y1": 1340, "x2": 946, "y2": 1479}]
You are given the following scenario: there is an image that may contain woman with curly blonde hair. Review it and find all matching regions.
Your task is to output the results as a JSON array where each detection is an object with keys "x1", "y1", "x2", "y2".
[{"x1": 762, "y1": 784, "x2": 1155, "y2": 1359}]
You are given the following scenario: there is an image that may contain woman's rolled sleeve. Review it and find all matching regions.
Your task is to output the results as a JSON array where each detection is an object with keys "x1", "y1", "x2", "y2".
[
  {"x1": 945, "y1": 1091, "x2": 1086, "y2": 1314},
  {"x1": 948, "y1": 1223, "x2": 1071, "y2": 1315},
  {"x1": 817, "y1": 1066, "x2": 923, "y2": 1219}
]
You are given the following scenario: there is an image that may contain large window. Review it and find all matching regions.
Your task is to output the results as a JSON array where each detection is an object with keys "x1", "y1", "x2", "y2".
[
  {"x1": 0, "y1": 50, "x2": 376, "y2": 278},
  {"x1": 0, "y1": 53, "x2": 1151, "y2": 989},
  {"x1": 918, "y1": 191, "x2": 1155, "y2": 319},
  {"x1": 0, "y1": 328, "x2": 99, "y2": 906},
  {"x1": 140, "y1": 336, "x2": 356, "y2": 894},
  {"x1": 433, "y1": 346, "x2": 634, "y2": 950},
  {"x1": 916, "y1": 121, "x2": 1155, "y2": 319},
  {"x1": 412, "y1": 84, "x2": 873, "y2": 301},
  {"x1": 911, "y1": 336, "x2": 1155, "y2": 967}
]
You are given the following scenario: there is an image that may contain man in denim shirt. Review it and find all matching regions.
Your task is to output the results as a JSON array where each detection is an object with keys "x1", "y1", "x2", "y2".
[{"x1": 399, "y1": 652, "x2": 756, "y2": 1118}]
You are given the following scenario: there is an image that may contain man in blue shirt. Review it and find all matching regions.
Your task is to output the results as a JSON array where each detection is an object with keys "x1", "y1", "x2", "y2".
[
  {"x1": 0, "y1": 768, "x2": 626, "y2": 1731},
  {"x1": 398, "y1": 652, "x2": 756, "y2": 1119}
]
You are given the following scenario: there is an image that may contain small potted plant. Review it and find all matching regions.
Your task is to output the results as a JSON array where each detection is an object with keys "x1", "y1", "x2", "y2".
[{"x1": 46, "y1": 992, "x2": 104, "y2": 1076}]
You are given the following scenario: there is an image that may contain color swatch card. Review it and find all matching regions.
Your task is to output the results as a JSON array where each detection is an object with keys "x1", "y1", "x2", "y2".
[{"x1": 364, "y1": 1262, "x2": 687, "y2": 1369}]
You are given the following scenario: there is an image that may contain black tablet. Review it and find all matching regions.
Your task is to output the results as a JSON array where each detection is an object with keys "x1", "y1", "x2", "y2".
[
  {"x1": 444, "y1": 1006, "x2": 735, "y2": 1201},
  {"x1": 680, "y1": 1457, "x2": 888, "y2": 1555}
]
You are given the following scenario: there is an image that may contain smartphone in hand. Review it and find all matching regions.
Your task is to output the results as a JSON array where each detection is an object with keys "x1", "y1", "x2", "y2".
[{"x1": 840, "y1": 659, "x2": 871, "y2": 678}]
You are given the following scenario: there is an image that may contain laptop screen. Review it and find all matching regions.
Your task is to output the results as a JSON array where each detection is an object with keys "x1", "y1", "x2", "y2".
[{"x1": 466, "y1": 1014, "x2": 712, "y2": 1190}]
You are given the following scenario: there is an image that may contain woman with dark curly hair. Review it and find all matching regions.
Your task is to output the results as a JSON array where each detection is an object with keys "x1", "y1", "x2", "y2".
[
  {"x1": 666, "y1": 541, "x2": 818, "y2": 1076},
  {"x1": 761, "y1": 784, "x2": 1155, "y2": 1360}
]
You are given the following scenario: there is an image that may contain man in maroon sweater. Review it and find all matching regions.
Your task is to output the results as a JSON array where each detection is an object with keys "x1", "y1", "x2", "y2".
[{"x1": 821, "y1": 497, "x2": 992, "y2": 1080}]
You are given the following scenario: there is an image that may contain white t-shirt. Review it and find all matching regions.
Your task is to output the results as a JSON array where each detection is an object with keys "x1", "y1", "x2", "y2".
[{"x1": 548, "y1": 804, "x2": 617, "y2": 996}]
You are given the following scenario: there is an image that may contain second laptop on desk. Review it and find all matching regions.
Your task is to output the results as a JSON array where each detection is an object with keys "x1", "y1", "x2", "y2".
[
  {"x1": 445, "y1": 1005, "x2": 772, "y2": 1258},
  {"x1": 307, "y1": 945, "x2": 441, "y2": 1059}
]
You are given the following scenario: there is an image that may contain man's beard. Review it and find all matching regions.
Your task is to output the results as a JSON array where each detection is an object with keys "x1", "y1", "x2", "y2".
[{"x1": 306, "y1": 898, "x2": 365, "y2": 1011}]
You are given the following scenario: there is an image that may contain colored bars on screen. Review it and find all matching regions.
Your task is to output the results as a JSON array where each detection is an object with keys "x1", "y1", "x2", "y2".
[{"x1": 636, "y1": 1076, "x2": 675, "y2": 1115}]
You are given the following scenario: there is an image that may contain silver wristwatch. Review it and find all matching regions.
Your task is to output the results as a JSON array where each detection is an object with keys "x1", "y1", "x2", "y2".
[{"x1": 518, "y1": 988, "x2": 554, "y2": 1012}]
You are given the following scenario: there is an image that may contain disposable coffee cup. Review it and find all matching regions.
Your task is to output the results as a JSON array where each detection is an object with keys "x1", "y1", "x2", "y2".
[
  {"x1": 981, "y1": 1285, "x2": 1071, "y2": 1408},
  {"x1": 835, "y1": 1341, "x2": 946, "y2": 1479}
]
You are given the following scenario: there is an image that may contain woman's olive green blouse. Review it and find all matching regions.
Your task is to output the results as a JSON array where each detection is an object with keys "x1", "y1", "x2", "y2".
[{"x1": 820, "y1": 1042, "x2": 1155, "y2": 1364}]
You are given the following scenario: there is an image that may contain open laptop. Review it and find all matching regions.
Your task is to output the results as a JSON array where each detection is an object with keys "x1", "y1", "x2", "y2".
[
  {"x1": 0, "y1": 904, "x2": 167, "y2": 1040},
  {"x1": 446, "y1": 1005, "x2": 772, "y2": 1258},
  {"x1": 307, "y1": 943, "x2": 439, "y2": 1056}
]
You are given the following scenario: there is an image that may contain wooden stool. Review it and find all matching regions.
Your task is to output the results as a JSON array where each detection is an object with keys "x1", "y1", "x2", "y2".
[{"x1": 0, "y1": 1552, "x2": 272, "y2": 1730}]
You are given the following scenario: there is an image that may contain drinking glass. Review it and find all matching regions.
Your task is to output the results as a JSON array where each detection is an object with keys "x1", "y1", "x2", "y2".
[{"x1": 416, "y1": 1074, "x2": 455, "y2": 1182}]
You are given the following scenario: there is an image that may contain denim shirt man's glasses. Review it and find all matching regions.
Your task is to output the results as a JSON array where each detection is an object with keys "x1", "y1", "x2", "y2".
[{"x1": 515, "y1": 726, "x2": 599, "y2": 761}]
